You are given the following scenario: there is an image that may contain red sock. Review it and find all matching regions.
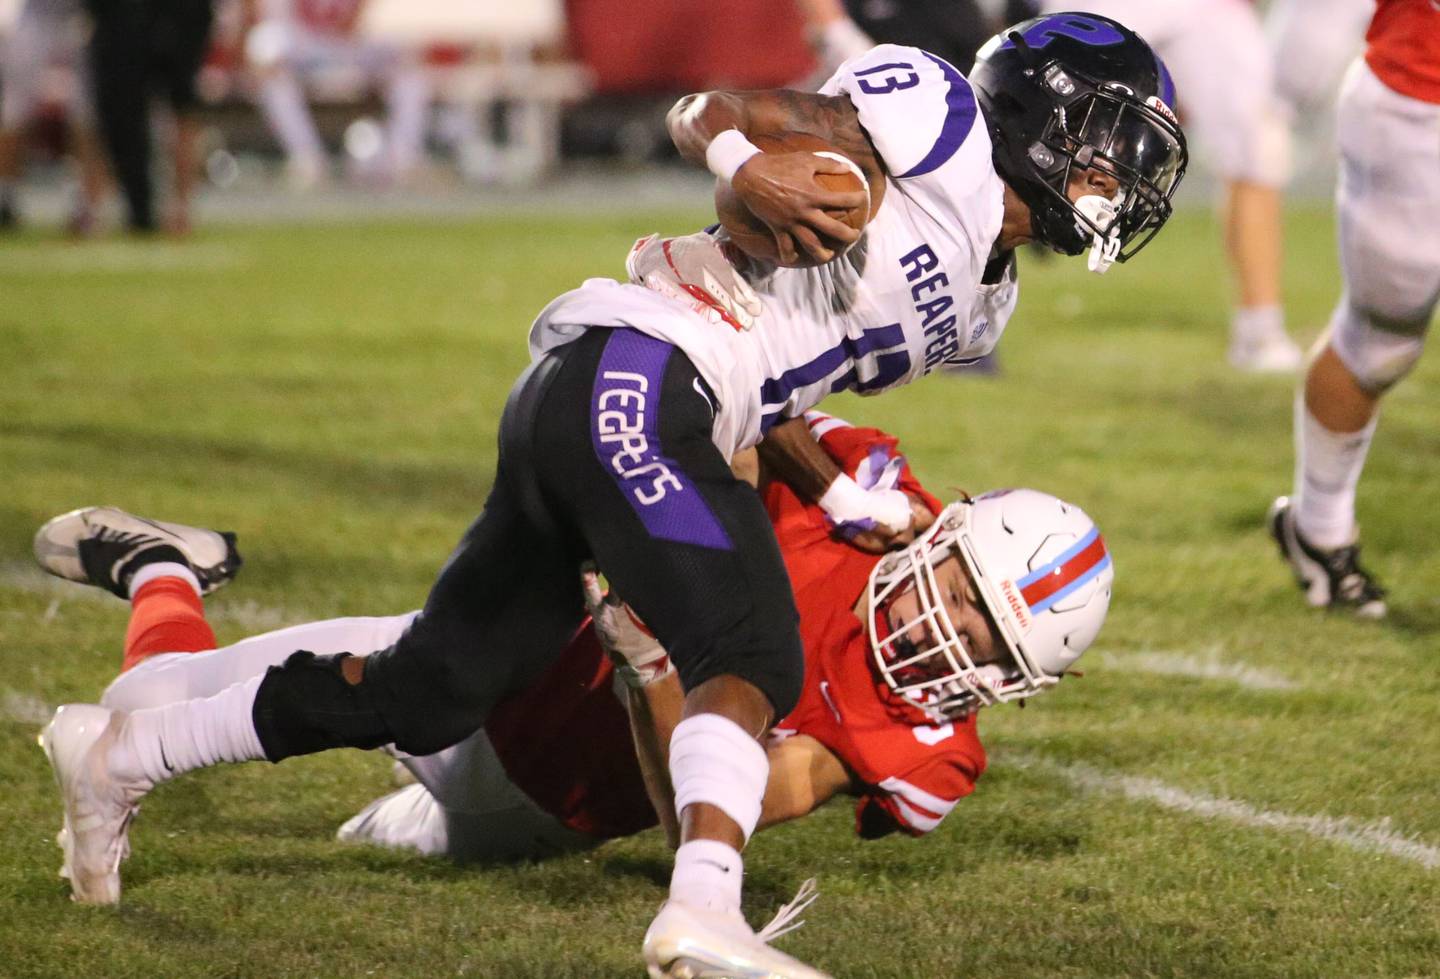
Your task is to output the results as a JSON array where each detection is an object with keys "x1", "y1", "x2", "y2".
[{"x1": 122, "y1": 577, "x2": 218, "y2": 673}]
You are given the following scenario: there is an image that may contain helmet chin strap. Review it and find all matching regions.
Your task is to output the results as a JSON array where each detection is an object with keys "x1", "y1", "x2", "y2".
[{"x1": 1073, "y1": 193, "x2": 1122, "y2": 274}]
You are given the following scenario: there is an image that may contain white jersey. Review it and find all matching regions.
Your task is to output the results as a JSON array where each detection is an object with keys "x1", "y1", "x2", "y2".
[{"x1": 529, "y1": 44, "x2": 1015, "y2": 459}]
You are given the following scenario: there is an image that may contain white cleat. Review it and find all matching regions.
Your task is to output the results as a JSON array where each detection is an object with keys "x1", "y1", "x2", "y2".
[
  {"x1": 38, "y1": 704, "x2": 152, "y2": 905},
  {"x1": 34, "y1": 506, "x2": 241, "y2": 599},
  {"x1": 1227, "y1": 328, "x2": 1303, "y2": 373},
  {"x1": 337, "y1": 783, "x2": 449, "y2": 858},
  {"x1": 643, "y1": 884, "x2": 830, "y2": 979}
]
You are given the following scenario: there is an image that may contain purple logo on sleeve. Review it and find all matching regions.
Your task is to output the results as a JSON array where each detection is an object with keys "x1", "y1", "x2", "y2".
[{"x1": 591, "y1": 330, "x2": 733, "y2": 551}]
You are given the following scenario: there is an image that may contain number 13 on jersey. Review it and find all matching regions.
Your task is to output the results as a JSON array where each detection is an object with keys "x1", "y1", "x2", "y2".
[{"x1": 855, "y1": 62, "x2": 920, "y2": 95}]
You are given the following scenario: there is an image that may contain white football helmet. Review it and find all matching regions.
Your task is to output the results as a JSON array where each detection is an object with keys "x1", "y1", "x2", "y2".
[{"x1": 866, "y1": 489, "x2": 1113, "y2": 719}]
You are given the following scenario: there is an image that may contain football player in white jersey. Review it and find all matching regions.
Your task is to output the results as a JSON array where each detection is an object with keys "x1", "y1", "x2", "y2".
[
  {"x1": 1037, "y1": 0, "x2": 1307, "y2": 372},
  {"x1": 39, "y1": 14, "x2": 1182, "y2": 979}
]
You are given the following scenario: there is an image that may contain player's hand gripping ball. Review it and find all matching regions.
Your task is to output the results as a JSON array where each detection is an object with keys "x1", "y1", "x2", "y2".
[{"x1": 715, "y1": 133, "x2": 879, "y2": 268}]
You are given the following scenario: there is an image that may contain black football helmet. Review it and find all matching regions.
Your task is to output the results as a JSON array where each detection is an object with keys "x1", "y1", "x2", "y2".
[{"x1": 970, "y1": 12, "x2": 1188, "y2": 266}]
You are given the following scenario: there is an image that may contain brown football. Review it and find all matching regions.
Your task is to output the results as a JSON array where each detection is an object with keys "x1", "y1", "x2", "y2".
[{"x1": 714, "y1": 132, "x2": 880, "y2": 268}]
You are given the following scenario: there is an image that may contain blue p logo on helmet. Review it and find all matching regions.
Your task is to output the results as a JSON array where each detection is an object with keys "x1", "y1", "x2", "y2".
[{"x1": 999, "y1": 14, "x2": 1125, "y2": 50}]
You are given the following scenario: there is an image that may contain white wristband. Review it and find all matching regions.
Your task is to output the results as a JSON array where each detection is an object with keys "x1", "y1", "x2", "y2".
[
  {"x1": 705, "y1": 129, "x2": 762, "y2": 183},
  {"x1": 817, "y1": 474, "x2": 912, "y2": 533}
]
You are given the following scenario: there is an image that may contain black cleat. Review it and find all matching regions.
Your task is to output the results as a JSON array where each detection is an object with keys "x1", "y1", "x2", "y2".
[{"x1": 1268, "y1": 496, "x2": 1387, "y2": 619}]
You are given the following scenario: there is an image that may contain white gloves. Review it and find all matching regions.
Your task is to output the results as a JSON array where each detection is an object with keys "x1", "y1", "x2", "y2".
[
  {"x1": 627, "y1": 232, "x2": 763, "y2": 332},
  {"x1": 581, "y1": 567, "x2": 674, "y2": 688}
]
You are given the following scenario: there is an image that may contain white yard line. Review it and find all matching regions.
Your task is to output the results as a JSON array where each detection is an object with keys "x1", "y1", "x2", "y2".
[
  {"x1": 1012, "y1": 753, "x2": 1439, "y2": 870},
  {"x1": 1098, "y1": 645, "x2": 1300, "y2": 691}
]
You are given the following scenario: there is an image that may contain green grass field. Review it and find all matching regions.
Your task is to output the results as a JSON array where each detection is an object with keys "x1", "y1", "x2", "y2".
[{"x1": 1, "y1": 203, "x2": 1437, "y2": 978}]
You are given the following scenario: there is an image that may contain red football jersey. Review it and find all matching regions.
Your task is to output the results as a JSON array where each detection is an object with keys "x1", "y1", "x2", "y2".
[
  {"x1": 765, "y1": 413, "x2": 986, "y2": 839},
  {"x1": 1366, "y1": 0, "x2": 1440, "y2": 104},
  {"x1": 486, "y1": 412, "x2": 986, "y2": 840}
]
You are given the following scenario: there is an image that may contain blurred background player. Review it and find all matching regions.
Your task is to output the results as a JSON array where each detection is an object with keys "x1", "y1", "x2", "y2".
[
  {"x1": 81, "y1": 0, "x2": 215, "y2": 233},
  {"x1": 243, "y1": 0, "x2": 430, "y2": 188},
  {"x1": 0, "y1": 0, "x2": 107, "y2": 233},
  {"x1": 1035, "y1": 0, "x2": 1304, "y2": 372},
  {"x1": 1265, "y1": 0, "x2": 1373, "y2": 127},
  {"x1": 1268, "y1": 0, "x2": 1440, "y2": 620}
]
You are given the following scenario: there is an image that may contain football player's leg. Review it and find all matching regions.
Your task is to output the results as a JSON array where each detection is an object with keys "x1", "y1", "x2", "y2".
[
  {"x1": 1153, "y1": 0, "x2": 1299, "y2": 370},
  {"x1": 1267, "y1": 0, "x2": 1371, "y2": 118},
  {"x1": 526, "y1": 329, "x2": 818, "y2": 975},
  {"x1": 153, "y1": 0, "x2": 212, "y2": 235},
  {"x1": 0, "y1": 4, "x2": 49, "y2": 223},
  {"x1": 1276, "y1": 62, "x2": 1439, "y2": 614},
  {"x1": 1298, "y1": 63, "x2": 1439, "y2": 542},
  {"x1": 44, "y1": 490, "x2": 576, "y2": 904},
  {"x1": 86, "y1": 0, "x2": 156, "y2": 230},
  {"x1": 121, "y1": 575, "x2": 217, "y2": 673},
  {"x1": 62, "y1": 22, "x2": 107, "y2": 233},
  {"x1": 32, "y1": 504, "x2": 241, "y2": 674},
  {"x1": 45, "y1": 396, "x2": 585, "y2": 905},
  {"x1": 357, "y1": 38, "x2": 429, "y2": 179},
  {"x1": 342, "y1": 730, "x2": 596, "y2": 862},
  {"x1": 247, "y1": 23, "x2": 327, "y2": 186},
  {"x1": 103, "y1": 613, "x2": 417, "y2": 712}
]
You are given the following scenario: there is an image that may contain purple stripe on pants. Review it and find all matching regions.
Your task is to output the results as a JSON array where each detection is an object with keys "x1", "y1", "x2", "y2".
[{"x1": 591, "y1": 330, "x2": 733, "y2": 550}]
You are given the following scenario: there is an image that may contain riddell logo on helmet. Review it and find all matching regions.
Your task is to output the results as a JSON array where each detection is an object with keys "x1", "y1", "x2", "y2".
[
  {"x1": 1145, "y1": 95, "x2": 1179, "y2": 128},
  {"x1": 1000, "y1": 580, "x2": 1033, "y2": 631}
]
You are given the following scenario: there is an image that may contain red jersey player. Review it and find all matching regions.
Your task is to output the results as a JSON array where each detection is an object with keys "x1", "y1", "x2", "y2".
[
  {"x1": 40, "y1": 412, "x2": 1113, "y2": 866},
  {"x1": 1269, "y1": 0, "x2": 1440, "y2": 617}
]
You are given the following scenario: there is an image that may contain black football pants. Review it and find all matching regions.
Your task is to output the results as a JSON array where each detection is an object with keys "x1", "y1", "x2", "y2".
[{"x1": 254, "y1": 328, "x2": 803, "y2": 759}]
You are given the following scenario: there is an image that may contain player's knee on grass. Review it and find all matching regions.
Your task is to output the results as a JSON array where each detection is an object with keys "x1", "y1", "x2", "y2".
[{"x1": 252, "y1": 650, "x2": 393, "y2": 761}]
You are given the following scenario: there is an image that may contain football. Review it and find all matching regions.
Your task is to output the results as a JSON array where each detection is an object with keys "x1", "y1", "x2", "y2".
[{"x1": 714, "y1": 133, "x2": 879, "y2": 268}]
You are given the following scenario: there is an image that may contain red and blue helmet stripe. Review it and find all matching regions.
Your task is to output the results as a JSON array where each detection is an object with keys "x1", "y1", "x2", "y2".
[{"x1": 1016, "y1": 528, "x2": 1110, "y2": 614}]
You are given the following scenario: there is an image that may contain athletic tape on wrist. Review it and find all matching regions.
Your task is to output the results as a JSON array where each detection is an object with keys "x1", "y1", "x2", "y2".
[
  {"x1": 705, "y1": 129, "x2": 762, "y2": 183},
  {"x1": 818, "y1": 473, "x2": 912, "y2": 533},
  {"x1": 669, "y1": 714, "x2": 769, "y2": 842}
]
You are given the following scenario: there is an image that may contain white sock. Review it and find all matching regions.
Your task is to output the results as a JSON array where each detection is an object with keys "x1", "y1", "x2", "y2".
[
  {"x1": 128, "y1": 561, "x2": 201, "y2": 599},
  {"x1": 257, "y1": 74, "x2": 326, "y2": 165},
  {"x1": 665, "y1": 714, "x2": 769, "y2": 915},
  {"x1": 669, "y1": 839, "x2": 745, "y2": 915},
  {"x1": 1233, "y1": 303, "x2": 1286, "y2": 342},
  {"x1": 108, "y1": 674, "x2": 268, "y2": 785},
  {"x1": 1293, "y1": 393, "x2": 1378, "y2": 549}
]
